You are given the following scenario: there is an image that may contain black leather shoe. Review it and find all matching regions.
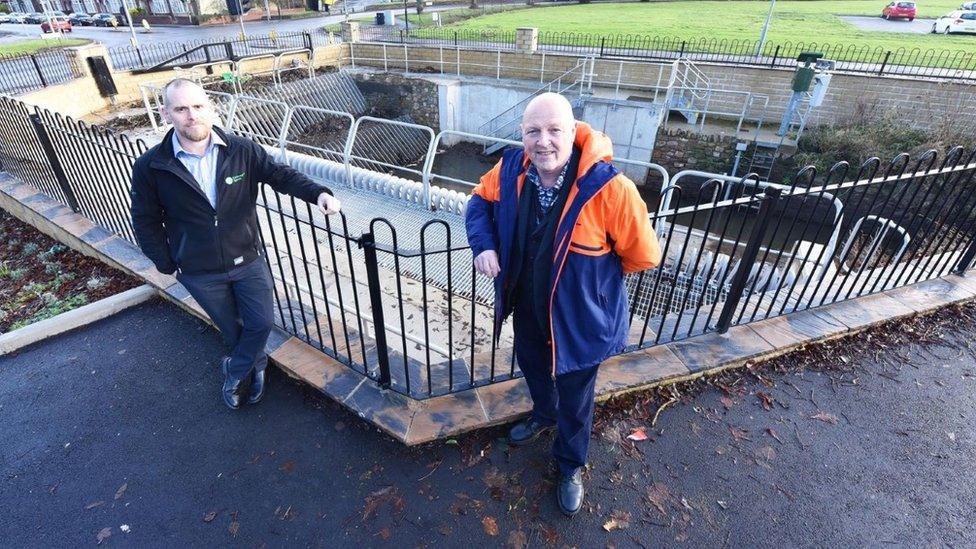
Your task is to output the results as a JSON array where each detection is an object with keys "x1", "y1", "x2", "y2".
[
  {"x1": 507, "y1": 417, "x2": 555, "y2": 446},
  {"x1": 557, "y1": 467, "x2": 584, "y2": 517},
  {"x1": 221, "y1": 358, "x2": 243, "y2": 410},
  {"x1": 247, "y1": 368, "x2": 266, "y2": 405}
]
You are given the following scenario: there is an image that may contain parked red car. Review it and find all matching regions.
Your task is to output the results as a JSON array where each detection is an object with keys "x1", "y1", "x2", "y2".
[
  {"x1": 40, "y1": 17, "x2": 72, "y2": 33},
  {"x1": 882, "y1": 1, "x2": 917, "y2": 20}
]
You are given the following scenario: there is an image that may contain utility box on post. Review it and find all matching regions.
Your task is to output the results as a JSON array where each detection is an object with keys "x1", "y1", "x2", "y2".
[
  {"x1": 791, "y1": 52, "x2": 822, "y2": 93},
  {"x1": 86, "y1": 56, "x2": 118, "y2": 98}
]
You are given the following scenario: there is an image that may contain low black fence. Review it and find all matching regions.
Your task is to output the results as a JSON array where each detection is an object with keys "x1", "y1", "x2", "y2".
[
  {"x1": 359, "y1": 26, "x2": 976, "y2": 82},
  {"x1": 0, "y1": 50, "x2": 85, "y2": 95},
  {"x1": 2, "y1": 94, "x2": 975, "y2": 400},
  {"x1": 108, "y1": 30, "x2": 328, "y2": 71}
]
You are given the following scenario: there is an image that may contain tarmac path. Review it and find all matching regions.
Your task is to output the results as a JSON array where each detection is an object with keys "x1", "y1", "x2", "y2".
[{"x1": 2, "y1": 297, "x2": 975, "y2": 546}]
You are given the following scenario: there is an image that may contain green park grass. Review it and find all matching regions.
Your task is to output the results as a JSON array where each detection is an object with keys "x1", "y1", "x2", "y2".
[
  {"x1": 444, "y1": 1, "x2": 976, "y2": 53},
  {"x1": 0, "y1": 38, "x2": 90, "y2": 56}
]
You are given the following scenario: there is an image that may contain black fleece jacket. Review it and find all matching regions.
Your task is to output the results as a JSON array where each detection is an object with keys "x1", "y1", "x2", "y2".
[{"x1": 130, "y1": 126, "x2": 329, "y2": 275}]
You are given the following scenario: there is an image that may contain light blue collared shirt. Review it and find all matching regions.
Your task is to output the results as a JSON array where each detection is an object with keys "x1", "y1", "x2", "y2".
[{"x1": 172, "y1": 130, "x2": 226, "y2": 209}]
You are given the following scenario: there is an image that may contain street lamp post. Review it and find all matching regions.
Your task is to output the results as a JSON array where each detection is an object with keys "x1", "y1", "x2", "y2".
[
  {"x1": 237, "y1": 0, "x2": 247, "y2": 38},
  {"x1": 119, "y1": 0, "x2": 140, "y2": 48},
  {"x1": 403, "y1": 0, "x2": 409, "y2": 32},
  {"x1": 756, "y1": 0, "x2": 775, "y2": 57}
]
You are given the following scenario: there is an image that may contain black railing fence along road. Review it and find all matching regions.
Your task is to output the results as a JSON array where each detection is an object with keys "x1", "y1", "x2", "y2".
[
  {"x1": 0, "y1": 50, "x2": 85, "y2": 96},
  {"x1": 1, "y1": 94, "x2": 975, "y2": 400},
  {"x1": 357, "y1": 26, "x2": 976, "y2": 82}
]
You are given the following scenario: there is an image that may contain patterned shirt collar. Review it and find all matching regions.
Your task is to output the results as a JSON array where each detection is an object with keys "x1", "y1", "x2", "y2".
[{"x1": 526, "y1": 161, "x2": 571, "y2": 215}]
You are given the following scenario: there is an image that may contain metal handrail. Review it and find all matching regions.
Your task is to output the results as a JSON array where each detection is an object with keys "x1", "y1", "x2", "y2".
[{"x1": 476, "y1": 56, "x2": 593, "y2": 139}]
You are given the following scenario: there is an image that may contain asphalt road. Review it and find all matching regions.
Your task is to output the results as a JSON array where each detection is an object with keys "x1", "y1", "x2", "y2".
[
  {"x1": 0, "y1": 3, "x2": 475, "y2": 49},
  {"x1": 840, "y1": 15, "x2": 936, "y2": 34},
  {"x1": 2, "y1": 297, "x2": 975, "y2": 546}
]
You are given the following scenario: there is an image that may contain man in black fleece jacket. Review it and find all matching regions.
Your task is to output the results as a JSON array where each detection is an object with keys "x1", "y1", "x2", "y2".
[{"x1": 130, "y1": 78, "x2": 341, "y2": 410}]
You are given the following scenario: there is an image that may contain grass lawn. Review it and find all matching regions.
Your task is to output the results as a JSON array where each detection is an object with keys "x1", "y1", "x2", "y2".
[
  {"x1": 445, "y1": 1, "x2": 976, "y2": 52},
  {"x1": 0, "y1": 38, "x2": 90, "y2": 56}
]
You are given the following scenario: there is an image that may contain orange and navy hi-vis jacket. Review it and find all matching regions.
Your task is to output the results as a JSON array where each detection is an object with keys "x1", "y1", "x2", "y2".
[{"x1": 465, "y1": 122, "x2": 662, "y2": 376}]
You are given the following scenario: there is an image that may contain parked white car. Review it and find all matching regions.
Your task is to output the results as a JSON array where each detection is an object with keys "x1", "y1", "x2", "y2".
[
  {"x1": 0, "y1": 13, "x2": 10, "y2": 23},
  {"x1": 6, "y1": 12, "x2": 29, "y2": 23},
  {"x1": 932, "y1": 10, "x2": 976, "y2": 33},
  {"x1": 961, "y1": 2, "x2": 976, "y2": 10}
]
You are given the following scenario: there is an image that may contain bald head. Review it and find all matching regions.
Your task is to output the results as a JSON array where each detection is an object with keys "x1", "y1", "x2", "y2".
[
  {"x1": 522, "y1": 92, "x2": 576, "y2": 128},
  {"x1": 161, "y1": 78, "x2": 214, "y2": 145},
  {"x1": 520, "y1": 92, "x2": 577, "y2": 184}
]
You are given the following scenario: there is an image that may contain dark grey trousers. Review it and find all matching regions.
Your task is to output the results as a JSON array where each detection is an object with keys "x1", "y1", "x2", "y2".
[{"x1": 177, "y1": 258, "x2": 274, "y2": 380}]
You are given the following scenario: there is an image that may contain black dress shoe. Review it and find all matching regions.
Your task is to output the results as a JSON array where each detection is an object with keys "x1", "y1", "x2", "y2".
[
  {"x1": 507, "y1": 417, "x2": 555, "y2": 446},
  {"x1": 221, "y1": 358, "x2": 243, "y2": 410},
  {"x1": 247, "y1": 368, "x2": 266, "y2": 405},
  {"x1": 557, "y1": 467, "x2": 584, "y2": 517}
]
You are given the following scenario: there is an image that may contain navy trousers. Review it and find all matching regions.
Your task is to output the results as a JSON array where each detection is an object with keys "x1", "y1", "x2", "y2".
[
  {"x1": 513, "y1": 300, "x2": 600, "y2": 476},
  {"x1": 177, "y1": 258, "x2": 275, "y2": 381}
]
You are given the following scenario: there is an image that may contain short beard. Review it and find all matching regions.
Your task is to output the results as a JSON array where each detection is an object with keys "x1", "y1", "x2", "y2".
[{"x1": 178, "y1": 124, "x2": 210, "y2": 143}]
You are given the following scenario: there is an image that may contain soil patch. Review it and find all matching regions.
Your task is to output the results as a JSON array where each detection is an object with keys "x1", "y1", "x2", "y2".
[{"x1": 0, "y1": 209, "x2": 141, "y2": 333}]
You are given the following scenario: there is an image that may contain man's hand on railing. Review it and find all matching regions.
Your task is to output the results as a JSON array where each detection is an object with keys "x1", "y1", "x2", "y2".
[
  {"x1": 474, "y1": 250, "x2": 500, "y2": 278},
  {"x1": 317, "y1": 192, "x2": 341, "y2": 215}
]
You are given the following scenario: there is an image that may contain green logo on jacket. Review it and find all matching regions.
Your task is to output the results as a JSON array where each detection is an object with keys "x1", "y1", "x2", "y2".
[{"x1": 224, "y1": 172, "x2": 245, "y2": 185}]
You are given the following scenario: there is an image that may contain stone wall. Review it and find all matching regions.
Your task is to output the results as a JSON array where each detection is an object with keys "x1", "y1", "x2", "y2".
[
  {"x1": 351, "y1": 71, "x2": 440, "y2": 132},
  {"x1": 651, "y1": 127, "x2": 737, "y2": 176}
]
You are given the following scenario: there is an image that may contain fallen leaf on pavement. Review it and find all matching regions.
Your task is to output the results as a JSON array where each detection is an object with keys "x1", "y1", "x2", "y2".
[
  {"x1": 717, "y1": 500, "x2": 730, "y2": 510},
  {"x1": 114, "y1": 483, "x2": 127, "y2": 500},
  {"x1": 507, "y1": 529, "x2": 528, "y2": 548},
  {"x1": 84, "y1": 501, "x2": 104, "y2": 510},
  {"x1": 378, "y1": 527, "x2": 391, "y2": 540},
  {"x1": 729, "y1": 426, "x2": 752, "y2": 442},
  {"x1": 96, "y1": 527, "x2": 111, "y2": 544},
  {"x1": 646, "y1": 482, "x2": 669, "y2": 516},
  {"x1": 228, "y1": 519, "x2": 240, "y2": 537},
  {"x1": 720, "y1": 396, "x2": 734, "y2": 409},
  {"x1": 755, "y1": 445, "x2": 777, "y2": 462},
  {"x1": 203, "y1": 511, "x2": 217, "y2": 523},
  {"x1": 539, "y1": 523, "x2": 560, "y2": 545},
  {"x1": 482, "y1": 516, "x2": 499, "y2": 536},
  {"x1": 765, "y1": 427, "x2": 783, "y2": 444},
  {"x1": 626, "y1": 427, "x2": 649, "y2": 442},
  {"x1": 280, "y1": 460, "x2": 296, "y2": 473},
  {"x1": 756, "y1": 391, "x2": 774, "y2": 411},
  {"x1": 810, "y1": 411, "x2": 838, "y2": 425},
  {"x1": 604, "y1": 510, "x2": 631, "y2": 530}
]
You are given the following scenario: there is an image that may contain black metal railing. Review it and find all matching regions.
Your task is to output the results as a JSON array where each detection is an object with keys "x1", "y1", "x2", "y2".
[
  {"x1": 0, "y1": 50, "x2": 85, "y2": 95},
  {"x1": 2, "y1": 94, "x2": 975, "y2": 400},
  {"x1": 357, "y1": 26, "x2": 976, "y2": 82},
  {"x1": 108, "y1": 30, "x2": 326, "y2": 71}
]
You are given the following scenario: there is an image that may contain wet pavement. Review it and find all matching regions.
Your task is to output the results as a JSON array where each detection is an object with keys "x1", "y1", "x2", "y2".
[{"x1": 2, "y1": 296, "x2": 975, "y2": 546}]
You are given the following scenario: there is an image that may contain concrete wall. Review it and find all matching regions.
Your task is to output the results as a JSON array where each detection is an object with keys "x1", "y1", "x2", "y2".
[
  {"x1": 436, "y1": 79, "x2": 533, "y2": 139},
  {"x1": 20, "y1": 44, "x2": 114, "y2": 119}
]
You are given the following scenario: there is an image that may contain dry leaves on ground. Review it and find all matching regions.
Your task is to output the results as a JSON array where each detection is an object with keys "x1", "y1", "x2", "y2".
[{"x1": 482, "y1": 516, "x2": 499, "y2": 536}]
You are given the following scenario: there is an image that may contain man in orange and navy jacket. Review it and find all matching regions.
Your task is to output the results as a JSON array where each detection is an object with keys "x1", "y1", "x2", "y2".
[{"x1": 465, "y1": 92, "x2": 661, "y2": 516}]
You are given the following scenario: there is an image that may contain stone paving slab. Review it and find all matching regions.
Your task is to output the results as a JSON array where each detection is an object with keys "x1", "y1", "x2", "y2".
[{"x1": 6, "y1": 173, "x2": 976, "y2": 445}]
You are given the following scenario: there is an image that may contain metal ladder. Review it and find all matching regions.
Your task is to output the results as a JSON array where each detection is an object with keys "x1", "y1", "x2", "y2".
[{"x1": 477, "y1": 57, "x2": 595, "y2": 155}]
